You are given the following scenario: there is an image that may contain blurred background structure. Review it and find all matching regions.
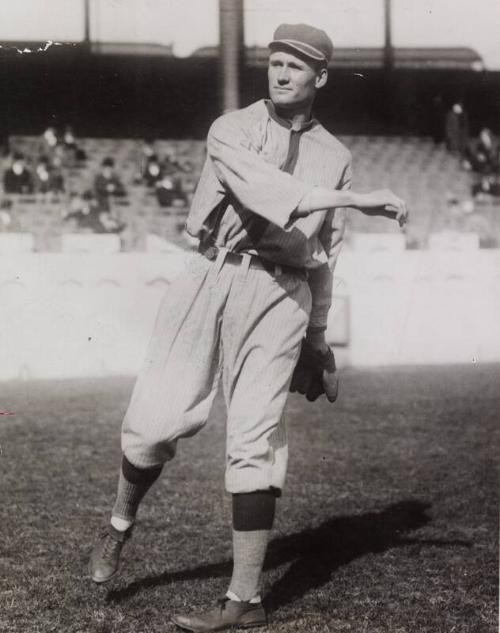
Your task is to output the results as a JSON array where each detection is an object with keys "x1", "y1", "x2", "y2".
[{"x1": 0, "y1": 0, "x2": 499, "y2": 378}]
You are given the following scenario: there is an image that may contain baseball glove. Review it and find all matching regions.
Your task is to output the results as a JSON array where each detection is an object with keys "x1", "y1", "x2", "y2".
[{"x1": 290, "y1": 339, "x2": 339, "y2": 402}]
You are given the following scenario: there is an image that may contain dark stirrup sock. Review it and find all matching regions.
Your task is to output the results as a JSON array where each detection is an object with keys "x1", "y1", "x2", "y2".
[
  {"x1": 228, "y1": 490, "x2": 277, "y2": 602},
  {"x1": 111, "y1": 455, "x2": 163, "y2": 523}
]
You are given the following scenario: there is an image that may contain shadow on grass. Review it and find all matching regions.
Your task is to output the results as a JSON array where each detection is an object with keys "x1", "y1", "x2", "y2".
[
  {"x1": 264, "y1": 499, "x2": 470, "y2": 612},
  {"x1": 106, "y1": 500, "x2": 471, "y2": 610}
]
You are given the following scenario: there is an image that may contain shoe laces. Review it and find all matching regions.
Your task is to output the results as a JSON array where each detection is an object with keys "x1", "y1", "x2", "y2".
[{"x1": 100, "y1": 530, "x2": 120, "y2": 556}]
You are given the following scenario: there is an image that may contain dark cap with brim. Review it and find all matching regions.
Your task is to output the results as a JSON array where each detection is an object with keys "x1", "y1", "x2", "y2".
[{"x1": 268, "y1": 23, "x2": 334, "y2": 63}]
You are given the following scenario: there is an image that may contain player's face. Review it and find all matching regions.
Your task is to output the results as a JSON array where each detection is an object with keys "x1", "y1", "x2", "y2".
[{"x1": 268, "y1": 50, "x2": 327, "y2": 111}]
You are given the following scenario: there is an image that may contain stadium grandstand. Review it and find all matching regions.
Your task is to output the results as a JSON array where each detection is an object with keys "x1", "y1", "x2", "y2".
[
  {"x1": 0, "y1": 0, "x2": 499, "y2": 373},
  {"x1": 0, "y1": 0, "x2": 499, "y2": 253},
  {"x1": 1, "y1": 132, "x2": 499, "y2": 252}
]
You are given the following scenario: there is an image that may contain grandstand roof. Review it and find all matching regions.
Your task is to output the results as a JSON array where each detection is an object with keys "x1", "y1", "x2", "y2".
[
  {"x1": 196, "y1": 45, "x2": 485, "y2": 71},
  {"x1": 0, "y1": 39, "x2": 484, "y2": 72}
]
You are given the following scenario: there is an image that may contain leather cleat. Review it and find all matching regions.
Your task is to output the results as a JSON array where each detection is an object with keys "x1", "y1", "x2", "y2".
[
  {"x1": 172, "y1": 596, "x2": 267, "y2": 632},
  {"x1": 89, "y1": 523, "x2": 132, "y2": 583}
]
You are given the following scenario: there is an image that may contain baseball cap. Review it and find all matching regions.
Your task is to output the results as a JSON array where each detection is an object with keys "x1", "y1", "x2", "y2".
[{"x1": 268, "y1": 23, "x2": 334, "y2": 64}]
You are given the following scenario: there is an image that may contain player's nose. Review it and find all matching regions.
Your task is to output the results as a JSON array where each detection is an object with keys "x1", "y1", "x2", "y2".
[{"x1": 277, "y1": 67, "x2": 290, "y2": 83}]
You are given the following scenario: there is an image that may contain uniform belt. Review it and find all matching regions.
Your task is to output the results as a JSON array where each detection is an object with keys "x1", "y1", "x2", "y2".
[{"x1": 198, "y1": 242, "x2": 306, "y2": 278}]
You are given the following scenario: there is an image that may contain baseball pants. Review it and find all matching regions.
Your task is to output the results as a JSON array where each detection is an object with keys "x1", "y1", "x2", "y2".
[{"x1": 121, "y1": 247, "x2": 311, "y2": 493}]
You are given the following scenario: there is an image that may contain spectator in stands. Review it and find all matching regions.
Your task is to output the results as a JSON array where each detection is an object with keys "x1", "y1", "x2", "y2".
[
  {"x1": 464, "y1": 128, "x2": 500, "y2": 198},
  {"x1": 63, "y1": 125, "x2": 77, "y2": 150},
  {"x1": 445, "y1": 103, "x2": 469, "y2": 156},
  {"x1": 430, "y1": 93, "x2": 446, "y2": 145},
  {"x1": 63, "y1": 190, "x2": 126, "y2": 234},
  {"x1": 34, "y1": 156, "x2": 65, "y2": 194},
  {"x1": 155, "y1": 175, "x2": 187, "y2": 208},
  {"x1": 163, "y1": 149, "x2": 193, "y2": 175},
  {"x1": 471, "y1": 176, "x2": 500, "y2": 198},
  {"x1": 3, "y1": 152, "x2": 34, "y2": 194},
  {"x1": 44, "y1": 126, "x2": 59, "y2": 147},
  {"x1": 464, "y1": 128, "x2": 500, "y2": 174},
  {"x1": 143, "y1": 154, "x2": 164, "y2": 188},
  {"x1": 50, "y1": 155, "x2": 66, "y2": 192},
  {"x1": 94, "y1": 157, "x2": 127, "y2": 203},
  {"x1": 180, "y1": 158, "x2": 193, "y2": 173},
  {"x1": 63, "y1": 126, "x2": 87, "y2": 163},
  {"x1": 39, "y1": 126, "x2": 60, "y2": 157},
  {"x1": 141, "y1": 139, "x2": 156, "y2": 161},
  {"x1": 34, "y1": 156, "x2": 52, "y2": 194}
]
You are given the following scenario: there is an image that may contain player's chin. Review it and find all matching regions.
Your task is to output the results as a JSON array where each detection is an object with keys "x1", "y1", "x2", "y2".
[{"x1": 270, "y1": 90, "x2": 297, "y2": 107}]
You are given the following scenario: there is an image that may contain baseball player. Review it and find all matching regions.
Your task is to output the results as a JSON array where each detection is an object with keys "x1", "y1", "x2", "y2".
[{"x1": 89, "y1": 23, "x2": 407, "y2": 632}]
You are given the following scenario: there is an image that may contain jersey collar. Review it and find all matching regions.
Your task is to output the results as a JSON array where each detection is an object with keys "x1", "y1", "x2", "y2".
[{"x1": 265, "y1": 100, "x2": 317, "y2": 132}]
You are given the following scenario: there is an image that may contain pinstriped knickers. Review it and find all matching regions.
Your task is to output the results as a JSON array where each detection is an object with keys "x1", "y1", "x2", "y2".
[{"x1": 121, "y1": 248, "x2": 312, "y2": 494}]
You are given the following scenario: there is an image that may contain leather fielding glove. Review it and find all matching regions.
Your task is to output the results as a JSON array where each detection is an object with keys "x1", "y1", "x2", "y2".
[{"x1": 290, "y1": 339, "x2": 339, "y2": 402}]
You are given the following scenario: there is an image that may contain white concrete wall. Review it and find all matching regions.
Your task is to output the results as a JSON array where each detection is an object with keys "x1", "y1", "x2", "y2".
[
  {"x1": 0, "y1": 253, "x2": 190, "y2": 381},
  {"x1": 333, "y1": 249, "x2": 500, "y2": 366},
  {"x1": 1, "y1": 249, "x2": 499, "y2": 380}
]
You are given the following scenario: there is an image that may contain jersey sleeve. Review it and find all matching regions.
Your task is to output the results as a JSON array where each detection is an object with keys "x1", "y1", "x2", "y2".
[
  {"x1": 206, "y1": 113, "x2": 313, "y2": 229},
  {"x1": 306, "y1": 158, "x2": 351, "y2": 332}
]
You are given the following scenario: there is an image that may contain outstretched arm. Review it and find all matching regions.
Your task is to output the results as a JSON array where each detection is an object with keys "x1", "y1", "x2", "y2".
[
  {"x1": 294, "y1": 187, "x2": 409, "y2": 227},
  {"x1": 208, "y1": 111, "x2": 408, "y2": 229}
]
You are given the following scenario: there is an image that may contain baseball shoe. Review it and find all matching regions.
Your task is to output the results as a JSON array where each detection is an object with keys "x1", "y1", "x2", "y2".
[
  {"x1": 172, "y1": 596, "x2": 267, "y2": 632},
  {"x1": 89, "y1": 523, "x2": 132, "y2": 583}
]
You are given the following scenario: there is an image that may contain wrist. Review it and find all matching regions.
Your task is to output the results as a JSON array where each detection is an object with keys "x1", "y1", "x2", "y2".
[
  {"x1": 349, "y1": 191, "x2": 364, "y2": 208},
  {"x1": 305, "y1": 328, "x2": 328, "y2": 351}
]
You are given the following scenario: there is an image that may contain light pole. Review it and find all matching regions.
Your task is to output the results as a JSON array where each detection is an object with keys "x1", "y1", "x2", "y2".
[
  {"x1": 83, "y1": 0, "x2": 91, "y2": 52},
  {"x1": 219, "y1": 0, "x2": 244, "y2": 113},
  {"x1": 384, "y1": 0, "x2": 394, "y2": 72}
]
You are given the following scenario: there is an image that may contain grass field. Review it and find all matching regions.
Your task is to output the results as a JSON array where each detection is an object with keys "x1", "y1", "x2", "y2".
[{"x1": 0, "y1": 365, "x2": 498, "y2": 633}]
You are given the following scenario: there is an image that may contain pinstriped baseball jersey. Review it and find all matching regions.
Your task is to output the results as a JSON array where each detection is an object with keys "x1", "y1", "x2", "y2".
[{"x1": 186, "y1": 99, "x2": 352, "y2": 330}]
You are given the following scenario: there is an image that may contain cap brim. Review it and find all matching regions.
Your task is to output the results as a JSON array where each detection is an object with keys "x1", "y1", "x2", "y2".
[{"x1": 268, "y1": 39, "x2": 326, "y2": 62}]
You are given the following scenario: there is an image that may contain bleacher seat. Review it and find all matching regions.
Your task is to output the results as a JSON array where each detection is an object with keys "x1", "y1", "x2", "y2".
[{"x1": 344, "y1": 136, "x2": 473, "y2": 247}]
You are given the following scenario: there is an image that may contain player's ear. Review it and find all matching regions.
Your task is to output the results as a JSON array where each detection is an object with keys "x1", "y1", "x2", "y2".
[{"x1": 315, "y1": 66, "x2": 328, "y2": 90}]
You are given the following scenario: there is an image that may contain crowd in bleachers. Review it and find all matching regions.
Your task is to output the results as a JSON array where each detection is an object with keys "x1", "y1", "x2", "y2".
[
  {"x1": 463, "y1": 128, "x2": 500, "y2": 198},
  {"x1": 0, "y1": 126, "x2": 197, "y2": 249},
  {"x1": 444, "y1": 103, "x2": 500, "y2": 198},
  {"x1": 429, "y1": 102, "x2": 500, "y2": 247},
  {"x1": 0, "y1": 117, "x2": 499, "y2": 252},
  {"x1": 137, "y1": 142, "x2": 190, "y2": 208}
]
